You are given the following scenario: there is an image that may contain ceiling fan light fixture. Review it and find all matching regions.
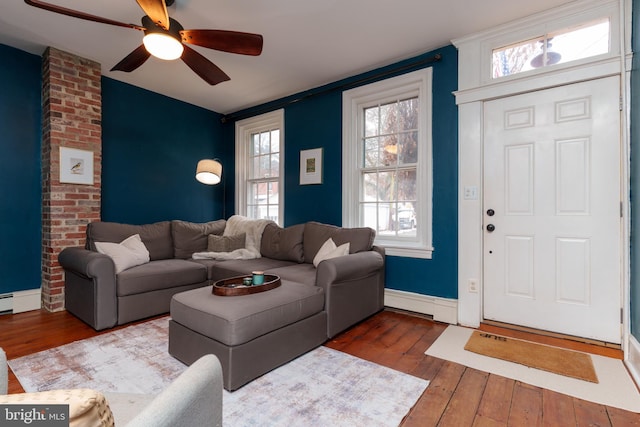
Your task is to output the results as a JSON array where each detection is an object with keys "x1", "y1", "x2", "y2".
[
  {"x1": 143, "y1": 33, "x2": 183, "y2": 60},
  {"x1": 142, "y1": 15, "x2": 184, "y2": 60}
]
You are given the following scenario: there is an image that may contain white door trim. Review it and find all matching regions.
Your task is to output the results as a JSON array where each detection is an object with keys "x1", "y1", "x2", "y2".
[{"x1": 453, "y1": 0, "x2": 631, "y2": 351}]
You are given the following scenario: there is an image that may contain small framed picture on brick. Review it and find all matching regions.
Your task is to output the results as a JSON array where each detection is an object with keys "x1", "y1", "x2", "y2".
[{"x1": 59, "y1": 147, "x2": 94, "y2": 185}]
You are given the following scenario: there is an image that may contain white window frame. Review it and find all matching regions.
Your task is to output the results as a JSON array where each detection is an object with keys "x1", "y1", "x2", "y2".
[
  {"x1": 342, "y1": 68, "x2": 433, "y2": 259},
  {"x1": 235, "y1": 109, "x2": 284, "y2": 225}
]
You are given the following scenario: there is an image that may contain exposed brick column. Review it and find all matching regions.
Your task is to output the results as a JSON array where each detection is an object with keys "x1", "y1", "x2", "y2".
[{"x1": 41, "y1": 47, "x2": 102, "y2": 312}]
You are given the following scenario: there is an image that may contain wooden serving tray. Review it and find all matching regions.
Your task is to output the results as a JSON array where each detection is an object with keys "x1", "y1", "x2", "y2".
[{"x1": 212, "y1": 274, "x2": 281, "y2": 296}]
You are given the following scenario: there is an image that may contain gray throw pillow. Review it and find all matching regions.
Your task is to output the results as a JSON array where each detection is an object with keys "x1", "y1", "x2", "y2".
[
  {"x1": 207, "y1": 233, "x2": 246, "y2": 252},
  {"x1": 86, "y1": 221, "x2": 173, "y2": 261},
  {"x1": 260, "y1": 223, "x2": 305, "y2": 263},
  {"x1": 303, "y1": 221, "x2": 376, "y2": 264},
  {"x1": 171, "y1": 219, "x2": 227, "y2": 259}
]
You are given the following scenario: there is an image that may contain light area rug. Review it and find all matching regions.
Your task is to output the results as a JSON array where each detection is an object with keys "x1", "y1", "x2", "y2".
[
  {"x1": 426, "y1": 325, "x2": 640, "y2": 412},
  {"x1": 9, "y1": 317, "x2": 429, "y2": 426}
]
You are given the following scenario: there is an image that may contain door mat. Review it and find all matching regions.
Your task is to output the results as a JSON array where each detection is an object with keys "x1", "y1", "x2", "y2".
[{"x1": 464, "y1": 331, "x2": 598, "y2": 383}]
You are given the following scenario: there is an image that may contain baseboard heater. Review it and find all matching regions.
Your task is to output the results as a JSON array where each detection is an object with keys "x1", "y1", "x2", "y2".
[{"x1": 0, "y1": 293, "x2": 12, "y2": 314}]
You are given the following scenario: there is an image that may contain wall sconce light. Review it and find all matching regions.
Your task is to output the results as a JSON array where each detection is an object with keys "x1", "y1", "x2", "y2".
[{"x1": 195, "y1": 159, "x2": 222, "y2": 185}]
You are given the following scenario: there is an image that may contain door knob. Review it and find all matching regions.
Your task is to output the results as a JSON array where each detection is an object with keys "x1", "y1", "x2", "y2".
[
  {"x1": 487, "y1": 209, "x2": 495, "y2": 216},
  {"x1": 486, "y1": 224, "x2": 495, "y2": 232}
]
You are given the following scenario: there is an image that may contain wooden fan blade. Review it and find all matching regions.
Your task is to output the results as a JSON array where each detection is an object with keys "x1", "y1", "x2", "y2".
[
  {"x1": 136, "y1": 0, "x2": 169, "y2": 30},
  {"x1": 24, "y1": 0, "x2": 144, "y2": 31},
  {"x1": 181, "y1": 45, "x2": 230, "y2": 85},
  {"x1": 180, "y1": 30, "x2": 263, "y2": 56},
  {"x1": 110, "y1": 45, "x2": 151, "y2": 72}
]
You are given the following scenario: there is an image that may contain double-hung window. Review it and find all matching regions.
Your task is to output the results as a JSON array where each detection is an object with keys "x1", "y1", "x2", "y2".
[
  {"x1": 342, "y1": 69, "x2": 433, "y2": 258},
  {"x1": 235, "y1": 109, "x2": 284, "y2": 225}
]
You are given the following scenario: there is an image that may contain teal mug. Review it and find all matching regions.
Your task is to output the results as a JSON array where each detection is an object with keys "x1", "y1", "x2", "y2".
[{"x1": 252, "y1": 271, "x2": 265, "y2": 285}]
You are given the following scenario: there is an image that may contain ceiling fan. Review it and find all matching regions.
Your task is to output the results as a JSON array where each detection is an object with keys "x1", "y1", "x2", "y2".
[{"x1": 24, "y1": 0, "x2": 263, "y2": 85}]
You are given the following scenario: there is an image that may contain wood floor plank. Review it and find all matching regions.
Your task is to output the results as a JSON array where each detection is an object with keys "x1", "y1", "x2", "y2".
[
  {"x1": 406, "y1": 320, "x2": 447, "y2": 356},
  {"x1": 573, "y1": 398, "x2": 610, "y2": 427},
  {"x1": 324, "y1": 311, "x2": 387, "y2": 350},
  {"x1": 476, "y1": 374, "x2": 515, "y2": 424},
  {"x1": 438, "y1": 368, "x2": 489, "y2": 426},
  {"x1": 409, "y1": 360, "x2": 466, "y2": 426},
  {"x1": 542, "y1": 388, "x2": 576, "y2": 426},
  {"x1": 508, "y1": 382, "x2": 543, "y2": 427},
  {"x1": 608, "y1": 405, "x2": 640, "y2": 426},
  {"x1": 409, "y1": 354, "x2": 446, "y2": 381},
  {"x1": 472, "y1": 414, "x2": 507, "y2": 427},
  {"x1": 374, "y1": 322, "x2": 431, "y2": 369}
]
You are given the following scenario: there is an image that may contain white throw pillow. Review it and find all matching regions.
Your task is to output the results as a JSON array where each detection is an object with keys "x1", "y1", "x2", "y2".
[
  {"x1": 313, "y1": 238, "x2": 350, "y2": 268},
  {"x1": 95, "y1": 234, "x2": 150, "y2": 274}
]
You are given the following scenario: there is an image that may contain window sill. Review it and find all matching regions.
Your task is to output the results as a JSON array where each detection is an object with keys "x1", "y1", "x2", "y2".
[{"x1": 382, "y1": 245, "x2": 433, "y2": 259}]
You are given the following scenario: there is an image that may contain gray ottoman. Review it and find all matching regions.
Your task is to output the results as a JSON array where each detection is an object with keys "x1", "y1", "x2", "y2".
[{"x1": 168, "y1": 280, "x2": 328, "y2": 390}]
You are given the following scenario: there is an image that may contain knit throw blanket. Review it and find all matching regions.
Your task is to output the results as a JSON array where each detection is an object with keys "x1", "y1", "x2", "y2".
[{"x1": 192, "y1": 215, "x2": 274, "y2": 260}]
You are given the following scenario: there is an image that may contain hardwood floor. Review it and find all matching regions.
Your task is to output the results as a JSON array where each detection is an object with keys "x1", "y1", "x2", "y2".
[
  {"x1": 1, "y1": 308, "x2": 639, "y2": 426},
  {"x1": 327, "y1": 310, "x2": 640, "y2": 427}
]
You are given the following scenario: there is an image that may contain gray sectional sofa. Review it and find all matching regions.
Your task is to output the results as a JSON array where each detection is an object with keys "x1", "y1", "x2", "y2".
[
  {"x1": 58, "y1": 219, "x2": 385, "y2": 384},
  {"x1": 59, "y1": 219, "x2": 227, "y2": 330}
]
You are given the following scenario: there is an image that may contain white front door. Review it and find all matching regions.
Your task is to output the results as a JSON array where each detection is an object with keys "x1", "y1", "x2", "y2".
[{"x1": 483, "y1": 76, "x2": 622, "y2": 344}]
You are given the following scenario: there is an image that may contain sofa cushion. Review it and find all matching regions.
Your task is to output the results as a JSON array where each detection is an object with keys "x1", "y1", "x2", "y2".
[
  {"x1": 207, "y1": 233, "x2": 246, "y2": 252},
  {"x1": 116, "y1": 259, "x2": 207, "y2": 296},
  {"x1": 303, "y1": 221, "x2": 376, "y2": 263},
  {"x1": 171, "y1": 220, "x2": 226, "y2": 259},
  {"x1": 190, "y1": 258, "x2": 296, "y2": 281},
  {"x1": 86, "y1": 221, "x2": 173, "y2": 261},
  {"x1": 171, "y1": 281, "x2": 325, "y2": 346},
  {"x1": 94, "y1": 234, "x2": 150, "y2": 274},
  {"x1": 260, "y1": 223, "x2": 305, "y2": 263},
  {"x1": 264, "y1": 263, "x2": 318, "y2": 285}
]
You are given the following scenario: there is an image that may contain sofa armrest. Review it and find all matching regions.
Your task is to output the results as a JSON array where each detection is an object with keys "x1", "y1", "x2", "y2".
[
  {"x1": 58, "y1": 247, "x2": 118, "y2": 330},
  {"x1": 126, "y1": 354, "x2": 223, "y2": 427},
  {"x1": 315, "y1": 250, "x2": 384, "y2": 287},
  {"x1": 316, "y1": 249, "x2": 385, "y2": 338},
  {"x1": 58, "y1": 247, "x2": 115, "y2": 278}
]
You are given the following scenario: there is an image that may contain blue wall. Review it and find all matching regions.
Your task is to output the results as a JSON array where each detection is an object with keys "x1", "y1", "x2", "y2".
[
  {"x1": 0, "y1": 45, "x2": 42, "y2": 294},
  {"x1": 0, "y1": 41, "x2": 458, "y2": 300},
  {"x1": 630, "y1": 0, "x2": 640, "y2": 340},
  {"x1": 224, "y1": 45, "x2": 459, "y2": 299},
  {"x1": 101, "y1": 78, "x2": 226, "y2": 224}
]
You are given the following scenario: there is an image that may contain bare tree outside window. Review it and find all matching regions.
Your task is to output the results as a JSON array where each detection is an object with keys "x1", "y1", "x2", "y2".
[{"x1": 362, "y1": 96, "x2": 418, "y2": 237}]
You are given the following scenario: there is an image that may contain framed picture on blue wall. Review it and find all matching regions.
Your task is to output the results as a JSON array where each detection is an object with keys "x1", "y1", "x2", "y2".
[
  {"x1": 59, "y1": 146, "x2": 94, "y2": 185},
  {"x1": 300, "y1": 148, "x2": 323, "y2": 185}
]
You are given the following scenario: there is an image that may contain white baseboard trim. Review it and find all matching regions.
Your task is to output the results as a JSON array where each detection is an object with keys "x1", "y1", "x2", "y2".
[
  {"x1": 384, "y1": 289, "x2": 458, "y2": 324},
  {"x1": 12, "y1": 289, "x2": 41, "y2": 313},
  {"x1": 0, "y1": 294, "x2": 12, "y2": 313},
  {"x1": 626, "y1": 334, "x2": 640, "y2": 389}
]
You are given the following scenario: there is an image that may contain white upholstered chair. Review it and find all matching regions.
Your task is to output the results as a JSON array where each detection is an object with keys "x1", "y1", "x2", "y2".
[{"x1": 0, "y1": 347, "x2": 223, "y2": 427}]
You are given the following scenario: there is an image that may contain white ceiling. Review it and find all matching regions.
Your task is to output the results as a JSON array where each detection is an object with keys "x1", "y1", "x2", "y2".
[{"x1": 0, "y1": 0, "x2": 575, "y2": 114}]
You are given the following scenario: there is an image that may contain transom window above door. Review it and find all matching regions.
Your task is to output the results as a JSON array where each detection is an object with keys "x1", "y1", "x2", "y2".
[{"x1": 492, "y1": 18, "x2": 610, "y2": 79}]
